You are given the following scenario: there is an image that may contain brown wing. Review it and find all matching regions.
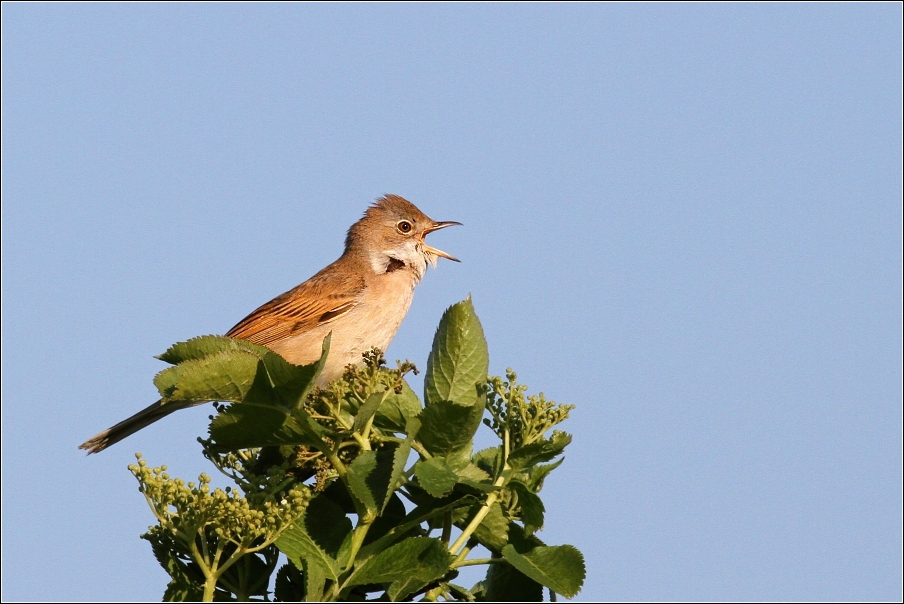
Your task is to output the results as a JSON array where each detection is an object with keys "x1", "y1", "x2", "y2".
[{"x1": 226, "y1": 264, "x2": 365, "y2": 347}]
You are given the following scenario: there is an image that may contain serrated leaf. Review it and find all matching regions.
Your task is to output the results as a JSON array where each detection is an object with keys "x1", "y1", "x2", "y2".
[
  {"x1": 506, "y1": 521, "x2": 546, "y2": 553},
  {"x1": 457, "y1": 480, "x2": 502, "y2": 494},
  {"x1": 472, "y1": 446, "x2": 501, "y2": 477},
  {"x1": 501, "y1": 544, "x2": 585, "y2": 599},
  {"x1": 155, "y1": 546, "x2": 203, "y2": 602},
  {"x1": 304, "y1": 493, "x2": 353, "y2": 557},
  {"x1": 156, "y1": 335, "x2": 329, "y2": 411},
  {"x1": 508, "y1": 481, "x2": 545, "y2": 534},
  {"x1": 368, "y1": 493, "x2": 408, "y2": 546},
  {"x1": 446, "y1": 583, "x2": 476, "y2": 602},
  {"x1": 414, "y1": 457, "x2": 459, "y2": 498},
  {"x1": 347, "y1": 537, "x2": 451, "y2": 588},
  {"x1": 335, "y1": 529, "x2": 355, "y2": 571},
  {"x1": 387, "y1": 574, "x2": 432, "y2": 601},
  {"x1": 483, "y1": 560, "x2": 544, "y2": 602},
  {"x1": 145, "y1": 528, "x2": 205, "y2": 601},
  {"x1": 303, "y1": 559, "x2": 326, "y2": 602},
  {"x1": 526, "y1": 458, "x2": 563, "y2": 493},
  {"x1": 163, "y1": 579, "x2": 203, "y2": 603},
  {"x1": 358, "y1": 493, "x2": 477, "y2": 561},
  {"x1": 208, "y1": 404, "x2": 328, "y2": 451},
  {"x1": 276, "y1": 519, "x2": 341, "y2": 582},
  {"x1": 418, "y1": 398, "x2": 485, "y2": 460},
  {"x1": 274, "y1": 562, "x2": 306, "y2": 602},
  {"x1": 373, "y1": 380, "x2": 422, "y2": 433},
  {"x1": 353, "y1": 390, "x2": 389, "y2": 433},
  {"x1": 322, "y1": 479, "x2": 356, "y2": 513},
  {"x1": 154, "y1": 349, "x2": 262, "y2": 403},
  {"x1": 457, "y1": 502, "x2": 509, "y2": 552},
  {"x1": 455, "y1": 463, "x2": 491, "y2": 483},
  {"x1": 383, "y1": 417, "x2": 420, "y2": 512},
  {"x1": 424, "y1": 297, "x2": 489, "y2": 408},
  {"x1": 219, "y1": 551, "x2": 270, "y2": 597},
  {"x1": 347, "y1": 449, "x2": 394, "y2": 515},
  {"x1": 156, "y1": 334, "x2": 272, "y2": 365},
  {"x1": 507, "y1": 431, "x2": 572, "y2": 470},
  {"x1": 161, "y1": 336, "x2": 330, "y2": 408},
  {"x1": 454, "y1": 462, "x2": 495, "y2": 495}
]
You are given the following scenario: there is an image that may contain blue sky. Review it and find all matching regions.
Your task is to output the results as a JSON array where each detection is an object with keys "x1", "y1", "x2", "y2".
[{"x1": 2, "y1": 4, "x2": 901, "y2": 601}]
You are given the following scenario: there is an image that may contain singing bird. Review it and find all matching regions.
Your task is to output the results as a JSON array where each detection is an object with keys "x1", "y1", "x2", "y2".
[{"x1": 79, "y1": 194, "x2": 460, "y2": 454}]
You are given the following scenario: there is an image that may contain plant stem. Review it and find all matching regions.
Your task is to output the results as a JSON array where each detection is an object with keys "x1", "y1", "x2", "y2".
[
  {"x1": 451, "y1": 557, "x2": 501, "y2": 569},
  {"x1": 441, "y1": 511, "x2": 452, "y2": 546},
  {"x1": 411, "y1": 441, "x2": 432, "y2": 460},
  {"x1": 202, "y1": 576, "x2": 217, "y2": 602},
  {"x1": 448, "y1": 466, "x2": 512, "y2": 555},
  {"x1": 453, "y1": 538, "x2": 477, "y2": 565},
  {"x1": 345, "y1": 517, "x2": 374, "y2": 570},
  {"x1": 449, "y1": 427, "x2": 513, "y2": 555}
]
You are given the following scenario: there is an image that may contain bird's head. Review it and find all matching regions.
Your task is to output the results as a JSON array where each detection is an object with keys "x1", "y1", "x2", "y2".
[{"x1": 346, "y1": 194, "x2": 460, "y2": 277}]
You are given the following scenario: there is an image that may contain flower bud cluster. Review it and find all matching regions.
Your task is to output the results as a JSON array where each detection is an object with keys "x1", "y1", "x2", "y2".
[
  {"x1": 484, "y1": 370, "x2": 575, "y2": 449},
  {"x1": 314, "y1": 348, "x2": 418, "y2": 418},
  {"x1": 129, "y1": 453, "x2": 311, "y2": 552}
]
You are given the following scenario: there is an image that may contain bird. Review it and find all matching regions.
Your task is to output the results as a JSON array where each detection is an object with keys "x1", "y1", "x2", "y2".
[{"x1": 79, "y1": 194, "x2": 460, "y2": 454}]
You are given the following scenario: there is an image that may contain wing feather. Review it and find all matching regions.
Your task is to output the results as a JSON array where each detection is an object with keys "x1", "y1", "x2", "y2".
[{"x1": 226, "y1": 266, "x2": 365, "y2": 347}]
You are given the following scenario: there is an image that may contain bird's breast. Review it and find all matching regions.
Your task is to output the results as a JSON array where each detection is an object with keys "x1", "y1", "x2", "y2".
[{"x1": 267, "y1": 269, "x2": 420, "y2": 385}]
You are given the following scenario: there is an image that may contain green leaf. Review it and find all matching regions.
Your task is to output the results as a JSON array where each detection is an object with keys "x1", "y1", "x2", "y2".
[
  {"x1": 280, "y1": 489, "x2": 350, "y2": 590},
  {"x1": 446, "y1": 583, "x2": 477, "y2": 602},
  {"x1": 455, "y1": 463, "x2": 491, "y2": 483},
  {"x1": 501, "y1": 544, "x2": 585, "y2": 599},
  {"x1": 414, "y1": 457, "x2": 459, "y2": 498},
  {"x1": 154, "y1": 349, "x2": 262, "y2": 403},
  {"x1": 219, "y1": 551, "x2": 271, "y2": 597},
  {"x1": 373, "y1": 380, "x2": 422, "y2": 433},
  {"x1": 472, "y1": 446, "x2": 501, "y2": 477},
  {"x1": 505, "y1": 521, "x2": 546, "y2": 554},
  {"x1": 358, "y1": 493, "x2": 477, "y2": 561},
  {"x1": 507, "y1": 431, "x2": 572, "y2": 470},
  {"x1": 322, "y1": 479, "x2": 356, "y2": 513},
  {"x1": 456, "y1": 480, "x2": 501, "y2": 494},
  {"x1": 483, "y1": 560, "x2": 544, "y2": 602},
  {"x1": 454, "y1": 462, "x2": 497, "y2": 493},
  {"x1": 259, "y1": 338, "x2": 330, "y2": 410},
  {"x1": 424, "y1": 296, "x2": 489, "y2": 408},
  {"x1": 387, "y1": 574, "x2": 433, "y2": 601},
  {"x1": 207, "y1": 404, "x2": 328, "y2": 451},
  {"x1": 346, "y1": 537, "x2": 451, "y2": 588},
  {"x1": 145, "y1": 529, "x2": 204, "y2": 601},
  {"x1": 347, "y1": 449, "x2": 395, "y2": 515},
  {"x1": 368, "y1": 493, "x2": 408, "y2": 546},
  {"x1": 163, "y1": 578, "x2": 203, "y2": 603},
  {"x1": 274, "y1": 562, "x2": 306, "y2": 602},
  {"x1": 156, "y1": 335, "x2": 329, "y2": 410},
  {"x1": 156, "y1": 334, "x2": 272, "y2": 365},
  {"x1": 156, "y1": 548, "x2": 204, "y2": 602},
  {"x1": 418, "y1": 398, "x2": 485, "y2": 461},
  {"x1": 304, "y1": 493, "x2": 353, "y2": 558},
  {"x1": 383, "y1": 417, "x2": 420, "y2": 512},
  {"x1": 508, "y1": 481, "x2": 545, "y2": 534},
  {"x1": 525, "y1": 458, "x2": 563, "y2": 493},
  {"x1": 275, "y1": 519, "x2": 341, "y2": 582},
  {"x1": 458, "y1": 502, "x2": 509, "y2": 552},
  {"x1": 302, "y1": 559, "x2": 326, "y2": 602},
  {"x1": 353, "y1": 390, "x2": 389, "y2": 433}
]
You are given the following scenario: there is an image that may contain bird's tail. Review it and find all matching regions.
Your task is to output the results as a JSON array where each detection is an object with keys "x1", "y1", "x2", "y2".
[{"x1": 78, "y1": 399, "x2": 205, "y2": 454}]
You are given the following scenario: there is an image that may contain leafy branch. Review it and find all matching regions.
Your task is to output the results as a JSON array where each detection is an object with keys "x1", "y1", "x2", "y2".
[{"x1": 128, "y1": 297, "x2": 585, "y2": 601}]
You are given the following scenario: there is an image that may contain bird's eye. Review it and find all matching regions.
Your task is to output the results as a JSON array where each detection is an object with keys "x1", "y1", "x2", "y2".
[{"x1": 397, "y1": 220, "x2": 413, "y2": 234}]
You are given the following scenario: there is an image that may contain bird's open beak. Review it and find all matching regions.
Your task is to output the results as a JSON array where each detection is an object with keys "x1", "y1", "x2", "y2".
[{"x1": 422, "y1": 221, "x2": 462, "y2": 263}]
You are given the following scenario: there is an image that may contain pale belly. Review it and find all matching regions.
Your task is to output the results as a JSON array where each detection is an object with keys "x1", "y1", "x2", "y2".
[{"x1": 267, "y1": 270, "x2": 418, "y2": 386}]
